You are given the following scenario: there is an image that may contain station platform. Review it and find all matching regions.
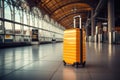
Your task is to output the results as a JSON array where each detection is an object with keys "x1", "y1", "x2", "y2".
[{"x1": 0, "y1": 42, "x2": 120, "y2": 80}]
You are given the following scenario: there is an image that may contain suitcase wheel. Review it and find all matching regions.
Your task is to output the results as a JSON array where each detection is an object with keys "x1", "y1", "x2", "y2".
[
  {"x1": 82, "y1": 61, "x2": 86, "y2": 67},
  {"x1": 63, "y1": 61, "x2": 66, "y2": 66},
  {"x1": 74, "y1": 62, "x2": 79, "y2": 68}
]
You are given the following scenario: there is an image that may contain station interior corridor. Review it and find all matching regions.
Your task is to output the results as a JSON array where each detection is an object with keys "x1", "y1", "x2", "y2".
[{"x1": 0, "y1": 42, "x2": 120, "y2": 80}]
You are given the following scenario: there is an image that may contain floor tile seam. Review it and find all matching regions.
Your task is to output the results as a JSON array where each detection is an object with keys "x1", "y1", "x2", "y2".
[
  {"x1": 0, "y1": 61, "x2": 36, "y2": 79},
  {"x1": 49, "y1": 62, "x2": 62, "y2": 80},
  {"x1": 0, "y1": 59, "x2": 23, "y2": 66},
  {"x1": 88, "y1": 70, "x2": 120, "y2": 73},
  {"x1": 86, "y1": 68, "x2": 93, "y2": 80}
]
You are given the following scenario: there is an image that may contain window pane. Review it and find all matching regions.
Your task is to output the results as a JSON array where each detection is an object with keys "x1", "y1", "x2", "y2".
[
  {"x1": 35, "y1": 16, "x2": 38, "y2": 27},
  {"x1": 39, "y1": 19, "x2": 42, "y2": 28},
  {"x1": 5, "y1": 22, "x2": 12, "y2": 34},
  {"x1": 15, "y1": 24, "x2": 21, "y2": 35},
  {"x1": 30, "y1": 14, "x2": 35, "y2": 26},
  {"x1": 24, "y1": 26, "x2": 30, "y2": 42},
  {"x1": 32, "y1": 15, "x2": 35, "y2": 26},
  {"x1": 15, "y1": 8, "x2": 20, "y2": 22},
  {"x1": 15, "y1": 35, "x2": 22, "y2": 42},
  {"x1": 24, "y1": 26, "x2": 30, "y2": 36},
  {"x1": 24, "y1": 12, "x2": 27, "y2": 24},
  {"x1": 4, "y1": 22, "x2": 13, "y2": 42},
  {"x1": 42, "y1": 20, "x2": 45, "y2": 29},
  {"x1": 4, "y1": 2, "x2": 11, "y2": 20},
  {"x1": 30, "y1": 14, "x2": 32, "y2": 26},
  {"x1": 27, "y1": 13, "x2": 30, "y2": 25}
]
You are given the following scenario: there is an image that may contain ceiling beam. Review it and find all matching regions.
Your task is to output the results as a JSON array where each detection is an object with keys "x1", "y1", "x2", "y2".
[
  {"x1": 93, "y1": 0, "x2": 107, "y2": 17},
  {"x1": 41, "y1": 0, "x2": 51, "y2": 6},
  {"x1": 49, "y1": 1, "x2": 92, "y2": 15},
  {"x1": 62, "y1": 22, "x2": 73, "y2": 28},
  {"x1": 57, "y1": 11, "x2": 88, "y2": 22},
  {"x1": 62, "y1": 22, "x2": 73, "y2": 26},
  {"x1": 51, "y1": 7, "x2": 91, "y2": 18}
]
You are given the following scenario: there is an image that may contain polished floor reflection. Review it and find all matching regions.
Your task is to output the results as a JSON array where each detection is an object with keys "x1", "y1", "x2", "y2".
[{"x1": 0, "y1": 42, "x2": 120, "y2": 80}]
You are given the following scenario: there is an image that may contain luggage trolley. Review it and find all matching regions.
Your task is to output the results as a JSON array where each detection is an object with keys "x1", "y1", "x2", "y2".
[{"x1": 63, "y1": 15, "x2": 86, "y2": 67}]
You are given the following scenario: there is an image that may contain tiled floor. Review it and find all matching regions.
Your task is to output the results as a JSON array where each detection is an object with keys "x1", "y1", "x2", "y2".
[{"x1": 0, "y1": 42, "x2": 120, "y2": 80}]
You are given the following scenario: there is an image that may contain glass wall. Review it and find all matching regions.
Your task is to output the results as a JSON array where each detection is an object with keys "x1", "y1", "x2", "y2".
[
  {"x1": 15, "y1": 24, "x2": 21, "y2": 42},
  {"x1": 0, "y1": 0, "x2": 64, "y2": 44},
  {"x1": 5, "y1": 22, "x2": 13, "y2": 42},
  {"x1": 15, "y1": 7, "x2": 20, "y2": 23},
  {"x1": 4, "y1": 1, "x2": 11, "y2": 20}
]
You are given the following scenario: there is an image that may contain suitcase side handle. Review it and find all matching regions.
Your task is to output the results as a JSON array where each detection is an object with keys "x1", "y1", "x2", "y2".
[{"x1": 73, "y1": 15, "x2": 82, "y2": 29}]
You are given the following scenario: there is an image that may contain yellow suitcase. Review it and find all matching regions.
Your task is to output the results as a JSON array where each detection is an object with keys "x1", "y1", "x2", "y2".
[
  {"x1": 63, "y1": 28, "x2": 86, "y2": 67},
  {"x1": 63, "y1": 15, "x2": 86, "y2": 67}
]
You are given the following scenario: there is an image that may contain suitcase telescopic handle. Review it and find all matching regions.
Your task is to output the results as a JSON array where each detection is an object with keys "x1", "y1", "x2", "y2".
[{"x1": 73, "y1": 15, "x2": 82, "y2": 29}]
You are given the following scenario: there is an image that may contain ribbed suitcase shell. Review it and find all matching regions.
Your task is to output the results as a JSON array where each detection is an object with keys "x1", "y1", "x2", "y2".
[{"x1": 63, "y1": 28, "x2": 86, "y2": 65}]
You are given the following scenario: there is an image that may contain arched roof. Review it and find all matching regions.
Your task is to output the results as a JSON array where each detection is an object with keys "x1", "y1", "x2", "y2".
[{"x1": 27, "y1": 0, "x2": 100, "y2": 28}]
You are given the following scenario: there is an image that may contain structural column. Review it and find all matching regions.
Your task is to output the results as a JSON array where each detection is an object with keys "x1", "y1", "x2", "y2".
[
  {"x1": 85, "y1": 25, "x2": 88, "y2": 41},
  {"x1": 94, "y1": 25, "x2": 98, "y2": 43},
  {"x1": 27, "y1": 12, "x2": 31, "y2": 42},
  {"x1": 11, "y1": 6, "x2": 15, "y2": 42},
  {"x1": 97, "y1": 22, "x2": 102, "y2": 43},
  {"x1": 21, "y1": 10, "x2": 24, "y2": 42},
  {"x1": 108, "y1": 0, "x2": 115, "y2": 44},
  {"x1": 1, "y1": 0, "x2": 5, "y2": 43},
  {"x1": 91, "y1": 10, "x2": 95, "y2": 42}
]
